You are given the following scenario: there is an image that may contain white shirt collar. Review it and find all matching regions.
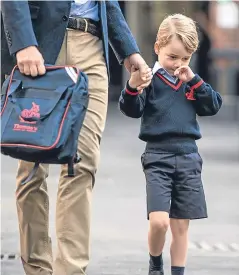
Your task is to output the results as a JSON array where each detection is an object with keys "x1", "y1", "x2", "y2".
[
  {"x1": 152, "y1": 61, "x2": 178, "y2": 84},
  {"x1": 152, "y1": 61, "x2": 162, "y2": 75}
]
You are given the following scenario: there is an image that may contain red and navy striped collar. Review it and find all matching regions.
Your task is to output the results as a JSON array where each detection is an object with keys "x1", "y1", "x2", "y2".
[
  {"x1": 153, "y1": 62, "x2": 183, "y2": 90},
  {"x1": 152, "y1": 62, "x2": 178, "y2": 85}
]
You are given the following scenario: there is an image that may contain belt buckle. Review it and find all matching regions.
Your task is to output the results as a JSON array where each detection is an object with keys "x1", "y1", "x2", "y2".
[{"x1": 83, "y1": 18, "x2": 88, "y2": 32}]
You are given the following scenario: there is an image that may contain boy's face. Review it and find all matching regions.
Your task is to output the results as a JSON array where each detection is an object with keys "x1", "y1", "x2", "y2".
[{"x1": 154, "y1": 36, "x2": 192, "y2": 76}]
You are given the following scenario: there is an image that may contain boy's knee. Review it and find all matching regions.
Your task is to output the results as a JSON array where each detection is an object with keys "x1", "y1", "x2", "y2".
[
  {"x1": 149, "y1": 214, "x2": 169, "y2": 234},
  {"x1": 171, "y1": 219, "x2": 189, "y2": 236}
]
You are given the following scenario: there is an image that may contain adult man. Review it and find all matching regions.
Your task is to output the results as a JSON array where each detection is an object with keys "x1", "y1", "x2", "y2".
[{"x1": 1, "y1": 1, "x2": 150, "y2": 275}]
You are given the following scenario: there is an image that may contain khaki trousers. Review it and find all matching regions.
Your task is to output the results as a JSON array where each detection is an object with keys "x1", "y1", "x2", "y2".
[{"x1": 15, "y1": 29, "x2": 108, "y2": 275}]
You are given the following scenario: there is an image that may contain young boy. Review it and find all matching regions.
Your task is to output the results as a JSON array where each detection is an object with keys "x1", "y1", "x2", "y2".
[{"x1": 119, "y1": 14, "x2": 222, "y2": 275}]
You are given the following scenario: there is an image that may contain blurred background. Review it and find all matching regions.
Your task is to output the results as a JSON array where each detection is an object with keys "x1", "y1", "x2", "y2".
[{"x1": 1, "y1": 1, "x2": 239, "y2": 275}]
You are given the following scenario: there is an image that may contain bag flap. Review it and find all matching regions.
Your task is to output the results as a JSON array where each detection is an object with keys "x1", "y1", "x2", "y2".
[{"x1": 9, "y1": 85, "x2": 69, "y2": 122}]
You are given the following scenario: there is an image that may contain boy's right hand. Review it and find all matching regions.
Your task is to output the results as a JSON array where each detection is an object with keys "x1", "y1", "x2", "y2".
[{"x1": 129, "y1": 65, "x2": 152, "y2": 92}]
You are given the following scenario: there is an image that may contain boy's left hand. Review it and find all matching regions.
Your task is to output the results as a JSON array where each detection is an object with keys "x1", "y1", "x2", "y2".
[
  {"x1": 129, "y1": 65, "x2": 152, "y2": 93},
  {"x1": 174, "y1": 66, "x2": 195, "y2": 82}
]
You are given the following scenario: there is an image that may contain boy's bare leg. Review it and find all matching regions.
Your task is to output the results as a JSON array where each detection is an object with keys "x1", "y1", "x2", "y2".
[
  {"x1": 148, "y1": 211, "x2": 169, "y2": 274},
  {"x1": 148, "y1": 211, "x2": 169, "y2": 255},
  {"x1": 170, "y1": 218, "x2": 189, "y2": 267}
]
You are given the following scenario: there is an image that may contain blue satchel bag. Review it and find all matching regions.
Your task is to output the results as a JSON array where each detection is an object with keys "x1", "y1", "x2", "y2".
[{"x1": 0, "y1": 65, "x2": 89, "y2": 184}]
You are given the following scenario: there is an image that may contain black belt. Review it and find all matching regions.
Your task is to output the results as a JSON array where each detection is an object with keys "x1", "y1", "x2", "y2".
[{"x1": 67, "y1": 17, "x2": 101, "y2": 38}]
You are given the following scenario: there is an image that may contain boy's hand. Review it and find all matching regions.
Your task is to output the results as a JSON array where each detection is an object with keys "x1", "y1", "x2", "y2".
[
  {"x1": 174, "y1": 66, "x2": 195, "y2": 82},
  {"x1": 129, "y1": 65, "x2": 152, "y2": 92}
]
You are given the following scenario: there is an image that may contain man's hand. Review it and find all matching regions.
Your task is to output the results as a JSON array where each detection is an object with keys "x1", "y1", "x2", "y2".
[
  {"x1": 16, "y1": 46, "x2": 46, "y2": 77},
  {"x1": 124, "y1": 53, "x2": 148, "y2": 77},
  {"x1": 124, "y1": 53, "x2": 152, "y2": 92},
  {"x1": 174, "y1": 66, "x2": 195, "y2": 83}
]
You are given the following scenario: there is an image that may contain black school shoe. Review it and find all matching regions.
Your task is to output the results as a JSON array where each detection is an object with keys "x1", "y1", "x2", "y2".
[{"x1": 148, "y1": 258, "x2": 164, "y2": 275}]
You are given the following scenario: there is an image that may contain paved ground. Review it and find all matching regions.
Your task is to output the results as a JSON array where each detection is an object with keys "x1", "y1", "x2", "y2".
[{"x1": 1, "y1": 103, "x2": 239, "y2": 275}]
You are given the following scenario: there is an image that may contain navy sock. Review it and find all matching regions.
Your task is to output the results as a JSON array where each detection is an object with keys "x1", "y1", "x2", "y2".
[
  {"x1": 171, "y1": 266, "x2": 185, "y2": 275},
  {"x1": 149, "y1": 253, "x2": 163, "y2": 271}
]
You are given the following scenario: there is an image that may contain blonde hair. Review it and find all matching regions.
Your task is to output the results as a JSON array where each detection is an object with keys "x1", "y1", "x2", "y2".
[{"x1": 156, "y1": 14, "x2": 199, "y2": 54}]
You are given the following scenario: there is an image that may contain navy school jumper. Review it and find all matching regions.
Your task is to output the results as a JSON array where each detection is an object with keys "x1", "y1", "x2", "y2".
[{"x1": 119, "y1": 70, "x2": 223, "y2": 154}]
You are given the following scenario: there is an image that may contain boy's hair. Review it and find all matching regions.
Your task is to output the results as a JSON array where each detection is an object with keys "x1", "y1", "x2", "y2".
[{"x1": 156, "y1": 14, "x2": 199, "y2": 54}]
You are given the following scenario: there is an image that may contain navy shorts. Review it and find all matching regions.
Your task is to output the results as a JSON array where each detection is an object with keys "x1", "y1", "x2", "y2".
[{"x1": 141, "y1": 152, "x2": 208, "y2": 220}]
